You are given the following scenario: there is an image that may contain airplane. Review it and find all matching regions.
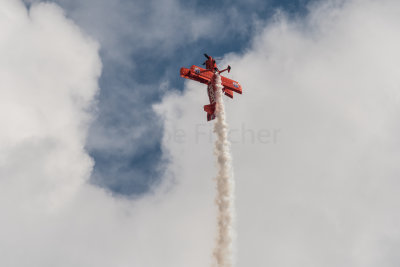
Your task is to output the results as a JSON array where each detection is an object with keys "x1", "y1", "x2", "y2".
[{"x1": 180, "y1": 54, "x2": 242, "y2": 121}]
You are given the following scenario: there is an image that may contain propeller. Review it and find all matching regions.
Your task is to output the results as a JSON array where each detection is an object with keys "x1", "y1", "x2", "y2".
[{"x1": 204, "y1": 53, "x2": 224, "y2": 61}]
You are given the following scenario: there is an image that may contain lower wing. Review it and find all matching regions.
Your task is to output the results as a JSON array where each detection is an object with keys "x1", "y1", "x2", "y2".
[{"x1": 221, "y1": 76, "x2": 242, "y2": 95}]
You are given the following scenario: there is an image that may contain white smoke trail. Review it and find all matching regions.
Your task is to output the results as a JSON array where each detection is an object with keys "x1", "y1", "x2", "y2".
[{"x1": 212, "y1": 73, "x2": 235, "y2": 267}]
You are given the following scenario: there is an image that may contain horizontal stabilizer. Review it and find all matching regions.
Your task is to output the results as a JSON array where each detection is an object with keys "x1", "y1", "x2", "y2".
[
  {"x1": 207, "y1": 113, "x2": 216, "y2": 121},
  {"x1": 204, "y1": 103, "x2": 216, "y2": 115}
]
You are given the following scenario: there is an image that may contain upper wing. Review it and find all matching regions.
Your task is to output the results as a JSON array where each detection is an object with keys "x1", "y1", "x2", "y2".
[
  {"x1": 180, "y1": 66, "x2": 243, "y2": 99},
  {"x1": 221, "y1": 76, "x2": 242, "y2": 95},
  {"x1": 180, "y1": 65, "x2": 213, "y2": 85}
]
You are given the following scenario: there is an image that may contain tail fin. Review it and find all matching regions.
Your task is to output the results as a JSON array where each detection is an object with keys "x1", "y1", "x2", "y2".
[{"x1": 204, "y1": 103, "x2": 216, "y2": 121}]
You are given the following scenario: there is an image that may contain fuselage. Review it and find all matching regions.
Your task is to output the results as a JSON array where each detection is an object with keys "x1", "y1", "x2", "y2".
[
  {"x1": 179, "y1": 54, "x2": 242, "y2": 121},
  {"x1": 205, "y1": 56, "x2": 218, "y2": 72}
]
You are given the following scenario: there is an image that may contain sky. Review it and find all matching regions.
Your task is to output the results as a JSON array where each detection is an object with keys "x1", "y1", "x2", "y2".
[
  {"x1": 3, "y1": 0, "x2": 400, "y2": 266},
  {"x1": 23, "y1": 0, "x2": 313, "y2": 196}
]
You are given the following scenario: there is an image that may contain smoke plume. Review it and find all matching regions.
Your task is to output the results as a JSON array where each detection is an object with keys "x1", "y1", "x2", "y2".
[{"x1": 212, "y1": 74, "x2": 235, "y2": 267}]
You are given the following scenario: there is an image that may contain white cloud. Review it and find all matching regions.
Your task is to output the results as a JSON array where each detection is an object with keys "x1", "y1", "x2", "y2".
[
  {"x1": 3, "y1": 0, "x2": 400, "y2": 266},
  {"x1": 0, "y1": 3, "x2": 215, "y2": 266},
  {"x1": 0, "y1": 0, "x2": 100, "y2": 208},
  {"x1": 157, "y1": 0, "x2": 400, "y2": 266}
]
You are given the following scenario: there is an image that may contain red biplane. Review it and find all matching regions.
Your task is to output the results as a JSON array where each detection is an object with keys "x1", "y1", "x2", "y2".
[{"x1": 180, "y1": 54, "x2": 242, "y2": 121}]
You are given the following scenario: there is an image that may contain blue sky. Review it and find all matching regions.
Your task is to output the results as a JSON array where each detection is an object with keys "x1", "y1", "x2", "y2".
[{"x1": 25, "y1": 0, "x2": 315, "y2": 195}]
